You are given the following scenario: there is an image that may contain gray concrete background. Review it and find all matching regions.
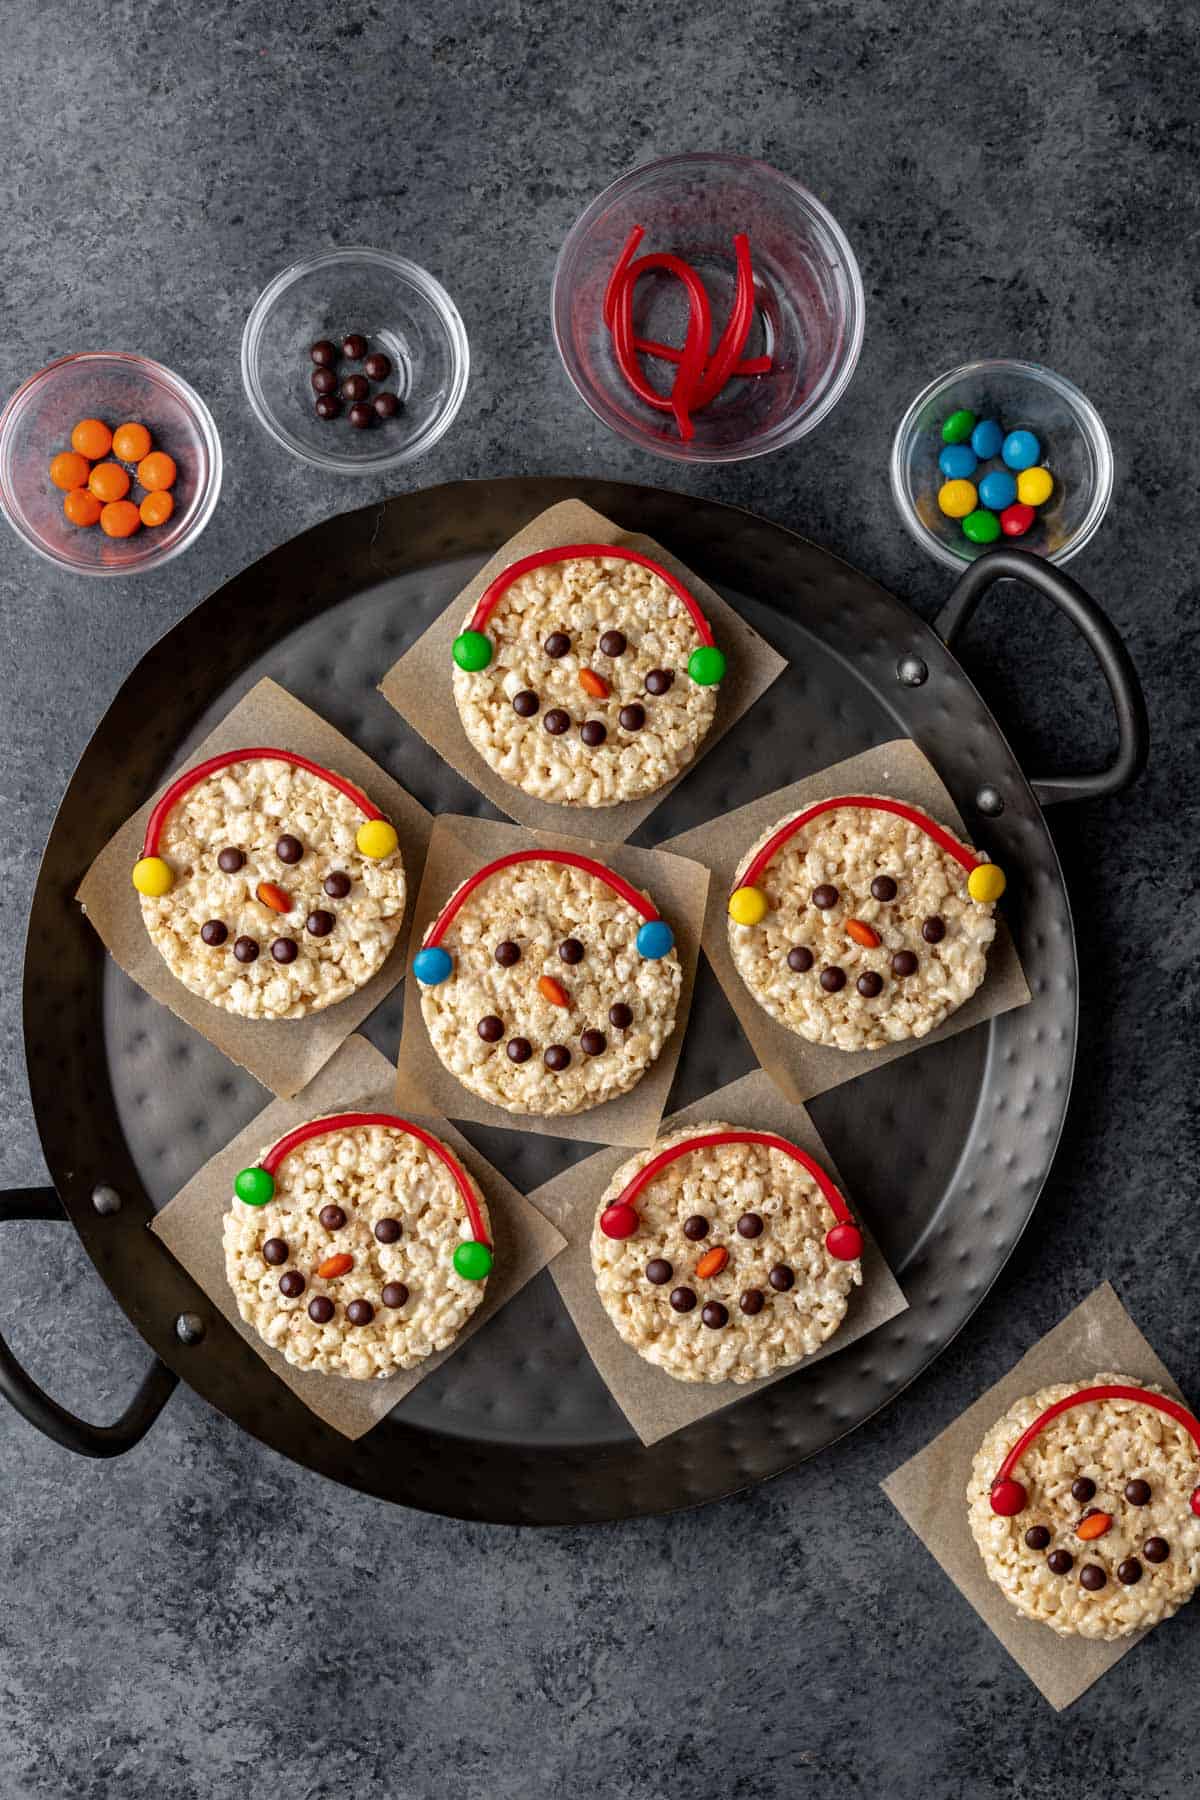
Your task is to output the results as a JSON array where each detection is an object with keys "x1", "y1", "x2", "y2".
[{"x1": 1, "y1": 3, "x2": 1197, "y2": 1795}]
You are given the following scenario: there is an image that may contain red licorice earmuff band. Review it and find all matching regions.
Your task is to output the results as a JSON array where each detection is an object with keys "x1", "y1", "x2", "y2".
[
  {"x1": 412, "y1": 850, "x2": 675, "y2": 985},
  {"x1": 727, "y1": 795, "x2": 1006, "y2": 923},
  {"x1": 598, "y1": 1129, "x2": 864, "y2": 1261},
  {"x1": 232, "y1": 1112, "x2": 493, "y2": 1281},
  {"x1": 131, "y1": 748, "x2": 399, "y2": 897},
  {"x1": 989, "y1": 1384, "x2": 1200, "y2": 1517}
]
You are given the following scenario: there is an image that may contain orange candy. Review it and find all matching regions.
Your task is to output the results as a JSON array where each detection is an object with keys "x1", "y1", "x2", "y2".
[
  {"x1": 49, "y1": 450, "x2": 91, "y2": 491},
  {"x1": 846, "y1": 919, "x2": 881, "y2": 949},
  {"x1": 140, "y1": 490, "x2": 175, "y2": 528},
  {"x1": 99, "y1": 500, "x2": 141, "y2": 538},
  {"x1": 695, "y1": 1246, "x2": 729, "y2": 1279},
  {"x1": 88, "y1": 461, "x2": 131, "y2": 503},
  {"x1": 538, "y1": 975, "x2": 571, "y2": 1008},
  {"x1": 316, "y1": 1253, "x2": 354, "y2": 1280},
  {"x1": 64, "y1": 488, "x2": 103, "y2": 527},
  {"x1": 137, "y1": 450, "x2": 176, "y2": 491},
  {"x1": 71, "y1": 418, "x2": 112, "y2": 459},
  {"x1": 579, "y1": 668, "x2": 610, "y2": 699},
  {"x1": 112, "y1": 421, "x2": 152, "y2": 463},
  {"x1": 1076, "y1": 1511, "x2": 1113, "y2": 1541},
  {"x1": 255, "y1": 881, "x2": 292, "y2": 914}
]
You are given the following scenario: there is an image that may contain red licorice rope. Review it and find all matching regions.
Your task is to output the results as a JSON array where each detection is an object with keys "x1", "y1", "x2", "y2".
[
  {"x1": 423, "y1": 850, "x2": 660, "y2": 947},
  {"x1": 994, "y1": 1386, "x2": 1200, "y2": 1489},
  {"x1": 734, "y1": 796, "x2": 981, "y2": 895},
  {"x1": 468, "y1": 544, "x2": 715, "y2": 646},
  {"x1": 259, "y1": 1111, "x2": 491, "y2": 1248},
  {"x1": 142, "y1": 748, "x2": 382, "y2": 858},
  {"x1": 612, "y1": 1130, "x2": 855, "y2": 1227},
  {"x1": 604, "y1": 225, "x2": 770, "y2": 440}
]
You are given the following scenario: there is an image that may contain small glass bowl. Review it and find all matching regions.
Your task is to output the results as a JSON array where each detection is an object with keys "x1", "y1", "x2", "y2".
[
  {"x1": 241, "y1": 246, "x2": 470, "y2": 473},
  {"x1": 552, "y1": 152, "x2": 864, "y2": 463},
  {"x1": 890, "y1": 359, "x2": 1113, "y2": 569},
  {"x1": 0, "y1": 352, "x2": 222, "y2": 578}
]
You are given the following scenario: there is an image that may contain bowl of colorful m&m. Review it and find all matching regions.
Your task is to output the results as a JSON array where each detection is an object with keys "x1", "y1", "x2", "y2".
[{"x1": 890, "y1": 359, "x2": 1113, "y2": 570}]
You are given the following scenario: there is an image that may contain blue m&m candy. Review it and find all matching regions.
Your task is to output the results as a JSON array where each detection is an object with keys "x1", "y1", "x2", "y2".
[
  {"x1": 970, "y1": 418, "x2": 1004, "y2": 459},
  {"x1": 938, "y1": 443, "x2": 977, "y2": 481},
  {"x1": 1002, "y1": 429, "x2": 1041, "y2": 471},
  {"x1": 413, "y1": 945, "x2": 453, "y2": 985},
  {"x1": 977, "y1": 469, "x2": 1017, "y2": 511},
  {"x1": 636, "y1": 919, "x2": 674, "y2": 960}
]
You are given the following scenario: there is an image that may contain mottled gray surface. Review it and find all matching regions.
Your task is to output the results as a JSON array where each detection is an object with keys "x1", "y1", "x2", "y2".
[{"x1": 1, "y1": 3, "x2": 1197, "y2": 1795}]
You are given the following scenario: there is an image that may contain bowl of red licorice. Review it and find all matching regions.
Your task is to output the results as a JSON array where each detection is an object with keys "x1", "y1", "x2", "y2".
[{"x1": 552, "y1": 153, "x2": 864, "y2": 463}]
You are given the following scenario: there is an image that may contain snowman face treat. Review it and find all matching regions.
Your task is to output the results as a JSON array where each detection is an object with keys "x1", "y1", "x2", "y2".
[
  {"x1": 450, "y1": 545, "x2": 726, "y2": 808},
  {"x1": 413, "y1": 849, "x2": 681, "y2": 1117},
  {"x1": 224, "y1": 1112, "x2": 493, "y2": 1380},
  {"x1": 131, "y1": 748, "x2": 406, "y2": 1020},
  {"x1": 969, "y1": 1376, "x2": 1200, "y2": 1639},
  {"x1": 591, "y1": 1123, "x2": 863, "y2": 1385},
  {"x1": 726, "y1": 794, "x2": 1004, "y2": 1051}
]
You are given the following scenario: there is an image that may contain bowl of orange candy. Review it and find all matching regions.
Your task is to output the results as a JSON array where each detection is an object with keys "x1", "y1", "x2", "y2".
[{"x1": 0, "y1": 352, "x2": 222, "y2": 576}]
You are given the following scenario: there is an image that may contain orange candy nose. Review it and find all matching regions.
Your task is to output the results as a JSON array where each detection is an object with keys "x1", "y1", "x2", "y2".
[
  {"x1": 1076, "y1": 1510, "x2": 1113, "y2": 1540},
  {"x1": 846, "y1": 919, "x2": 881, "y2": 949},
  {"x1": 695, "y1": 1246, "x2": 729, "y2": 1279},
  {"x1": 579, "y1": 668, "x2": 610, "y2": 699},
  {"x1": 256, "y1": 881, "x2": 292, "y2": 913},
  {"x1": 538, "y1": 974, "x2": 571, "y2": 1008},
  {"x1": 316, "y1": 1253, "x2": 354, "y2": 1280}
]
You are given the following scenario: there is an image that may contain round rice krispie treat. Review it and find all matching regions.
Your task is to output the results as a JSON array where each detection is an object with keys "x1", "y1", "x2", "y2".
[
  {"x1": 224, "y1": 1111, "x2": 494, "y2": 1380},
  {"x1": 450, "y1": 544, "x2": 727, "y2": 808},
  {"x1": 412, "y1": 848, "x2": 681, "y2": 1117},
  {"x1": 131, "y1": 748, "x2": 406, "y2": 1020},
  {"x1": 726, "y1": 794, "x2": 1007, "y2": 1051},
  {"x1": 590, "y1": 1121, "x2": 864, "y2": 1384},
  {"x1": 968, "y1": 1374, "x2": 1200, "y2": 1639}
]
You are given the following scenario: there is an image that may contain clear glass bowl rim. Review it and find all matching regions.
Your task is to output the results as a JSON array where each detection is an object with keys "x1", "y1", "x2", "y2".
[
  {"x1": 550, "y1": 151, "x2": 866, "y2": 464},
  {"x1": 240, "y1": 245, "x2": 471, "y2": 474},
  {"x1": 889, "y1": 356, "x2": 1114, "y2": 570}
]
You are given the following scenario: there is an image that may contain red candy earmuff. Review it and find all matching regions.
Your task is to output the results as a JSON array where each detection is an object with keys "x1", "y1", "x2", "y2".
[{"x1": 989, "y1": 1384, "x2": 1200, "y2": 1518}]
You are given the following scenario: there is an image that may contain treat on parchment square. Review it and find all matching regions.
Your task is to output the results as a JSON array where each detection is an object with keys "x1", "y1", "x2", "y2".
[
  {"x1": 970, "y1": 1374, "x2": 1200, "y2": 1640},
  {"x1": 450, "y1": 543, "x2": 725, "y2": 808},
  {"x1": 412, "y1": 845, "x2": 681, "y2": 1118},
  {"x1": 225, "y1": 1110, "x2": 493, "y2": 1380},
  {"x1": 132, "y1": 747, "x2": 406, "y2": 1020},
  {"x1": 591, "y1": 1121, "x2": 863, "y2": 1385},
  {"x1": 726, "y1": 793, "x2": 1003, "y2": 1051}
]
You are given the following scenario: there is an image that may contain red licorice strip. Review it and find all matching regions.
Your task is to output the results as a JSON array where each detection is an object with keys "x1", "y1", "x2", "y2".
[
  {"x1": 602, "y1": 225, "x2": 646, "y2": 330},
  {"x1": 613, "y1": 1130, "x2": 854, "y2": 1227},
  {"x1": 993, "y1": 1385, "x2": 1200, "y2": 1489},
  {"x1": 734, "y1": 797, "x2": 980, "y2": 896},
  {"x1": 259, "y1": 1111, "x2": 491, "y2": 1248},
  {"x1": 468, "y1": 545, "x2": 716, "y2": 647},
  {"x1": 423, "y1": 850, "x2": 659, "y2": 948},
  {"x1": 612, "y1": 250, "x2": 712, "y2": 440},
  {"x1": 142, "y1": 748, "x2": 382, "y2": 858},
  {"x1": 635, "y1": 338, "x2": 771, "y2": 377},
  {"x1": 691, "y1": 231, "x2": 755, "y2": 408}
]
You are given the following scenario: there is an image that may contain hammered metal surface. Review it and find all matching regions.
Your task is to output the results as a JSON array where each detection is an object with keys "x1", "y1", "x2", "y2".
[{"x1": 25, "y1": 478, "x2": 1076, "y2": 1522}]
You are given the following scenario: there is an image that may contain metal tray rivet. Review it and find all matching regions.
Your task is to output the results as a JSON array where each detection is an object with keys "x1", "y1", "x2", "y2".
[
  {"x1": 175, "y1": 1313, "x2": 206, "y2": 1346},
  {"x1": 976, "y1": 786, "x2": 1005, "y2": 817},
  {"x1": 91, "y1": 1183, "x2": 122, "y2": 1216},
  {"x1": 897, "y1": 655, "x2": 928, "y2": 687}
]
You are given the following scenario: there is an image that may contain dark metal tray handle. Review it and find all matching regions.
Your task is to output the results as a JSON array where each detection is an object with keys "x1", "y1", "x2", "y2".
[
  {"x1": 934, "y1": 547, "x2": 1149, "y2": 806},
  {"x1": 0, "y1": 1188, "x2": 177, "y2": 1457}
]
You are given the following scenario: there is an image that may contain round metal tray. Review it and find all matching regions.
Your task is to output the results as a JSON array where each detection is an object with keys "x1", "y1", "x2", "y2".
[{"x1": 7, "y1": 478, "x2": 1147, "y2": 1522}]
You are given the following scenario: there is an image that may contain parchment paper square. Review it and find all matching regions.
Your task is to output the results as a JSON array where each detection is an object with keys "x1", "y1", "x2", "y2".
[
  {"x1": 378, "y1": 498, "x2": 787, "y2": 844},
  {"x1": 882, "y1": 1284, "x2": 1194, "y2": 1710},
  {"x1": 76, "y1": 677, "x2": 433, "y2": 1099},
  {"x1": 151, "y1": 1035, "x2": 565, "y2": 1440},
  {"x1": 664, "y1": 738, "x2": 1031, "y2": 1103},
  {"x1": 393, "y1": 814, "x2": 710, "y2": 1147},
  {"x1": 528, "y1": 1068, "x2": 908, "y2": 1447}
]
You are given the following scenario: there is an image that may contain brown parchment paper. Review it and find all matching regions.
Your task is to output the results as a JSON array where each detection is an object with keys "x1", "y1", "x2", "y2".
[
  {"x1": 527, "y1": 1068, "x2": 908, "y2": 1447},
  {"x1": 150, "y1": 1035, "x2": 566, "y2": 1440},
  {"x1": 393, "y1": 813, "x2": 710, "y2": 1147},
  {"x1": 882, "y1": 1284, "x2": 1194, "y2": 1710},
  {"x1": 664, "y1": 738, "x2": 1031, "y2": 1103},
  {"x1": 378, "y1": 498, "x2": 787, "y2": 844},
  {"x1": 76, "y1": 677, "x2": 433, "y2": 1099}
]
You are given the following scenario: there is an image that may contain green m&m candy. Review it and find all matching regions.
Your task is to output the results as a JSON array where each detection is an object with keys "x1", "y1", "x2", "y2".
[
  {"x1": 941, "y1": 409, "x2": 977, "y2": 445},
  {"x1": 688, "y1": 645, "x2": 726, "y2": 686},
  {"x1": 962, "y1": 508, "x2": 1001, "y2": 545},
  {"x1": 453, "y1": 1239, "x2": 494, "y2": 1281},
  {"x1": 234, "y1": 1165, "x2": 275, "y2": 1207},
  {"x1": 452, "y1": 630, "x2": 492, "y2": 673}
]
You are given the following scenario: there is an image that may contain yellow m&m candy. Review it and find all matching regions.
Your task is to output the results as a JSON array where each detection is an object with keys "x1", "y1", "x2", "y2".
[
  {"x1": 968, "y1": 862, "x2": 1006, "y2": 904},
  {"x1": 1016, "y1": 466, "x2": 1053, "y2": 507},
  {"x1": 132, "y1": 856, "x2": 173, "y2": 897},
  {"x1": 938, "y1": 479, "x2": 978, "y2": 520},
  {"x1": 728, "y1": 885, "x2": 768, "y2": 926},
  {"x1": 356, "y1": 819, "x2": 399, "y2": 859}
]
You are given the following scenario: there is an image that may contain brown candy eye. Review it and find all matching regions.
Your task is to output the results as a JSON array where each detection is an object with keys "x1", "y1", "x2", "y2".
[
  {"x1": 812, "y1": 884, "x2": 839, "y2": 909},
  {"x1": 645, "y1": 669, "x2": 673, "y2": 695},
  {"x1": 683, "y1": 1215, "x2": 709, "y2": 1241},
  {"x1": 276, "y1": 834, "x2": 303, "y2": 864},
  {"x1": 736, "y1": 1213, "x2": 763, "y2": 1238},
  {"x1": 218, "y1": 847, "x2": 245, "y2": 872},
  {"x1": 558, "y1": 938, "x2": 584, "y2": 964},
  {"x1": 495, "y1": 940, "x2": 521, "y2": 966},
  {"x1": 477, "y1": 1016, "x2": 504, "y2": 1042},
  {"x1": 374, "y1": 1218, "x2": 402, "y2": 1243},
  {"x1": 1124, "y1": 1479, "x2": 1152, "y2": 1505},
  {"x1": 870, "y1": 875, "x2": 897, "y2": 901},
  {"x1": 1071, "y1": 1477, "x2": 1096, "y2": 1503},
  {"x1": 544, "y1": 632, "x2": 570, "y2": 658},
  {"x1": 319, "y1": 1205, "x2": 346, "y2": 1231},
  {"x1": 599, "y1": 630, "x2": 627, "y2": 656}
]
